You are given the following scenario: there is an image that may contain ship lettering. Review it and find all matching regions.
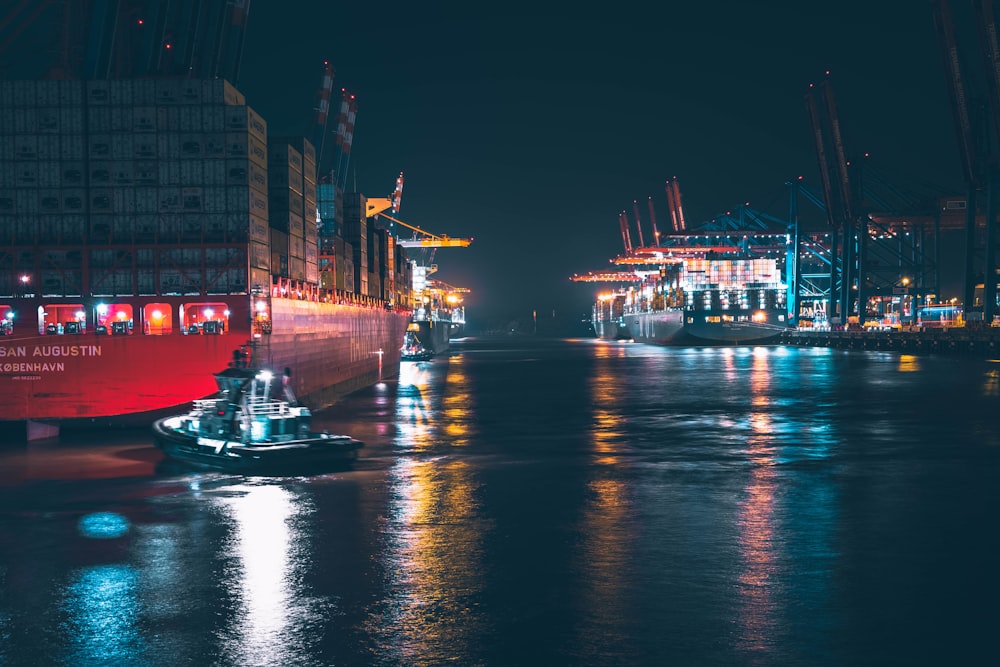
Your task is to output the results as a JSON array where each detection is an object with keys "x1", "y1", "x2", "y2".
[
  {"x1": 3, "y1": 362, "x2": 66, "y2": 373},
  {"x1": 31, "y1": 345, "x2": 102, "y2": 357},
  {"x1": 0, "y1": 346, "x2": 27, "y2": 357}
]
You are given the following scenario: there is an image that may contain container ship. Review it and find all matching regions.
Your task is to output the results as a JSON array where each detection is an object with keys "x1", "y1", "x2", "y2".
[
  {"x1": 0, "y1": 76, "x2": 412, "y2": 440},
  {"x1": 597, "y1": 249, "x2": 791, "y2": 345},
  {"x1": 575, "y1": 183, "x2": 791, "y2": 346}
]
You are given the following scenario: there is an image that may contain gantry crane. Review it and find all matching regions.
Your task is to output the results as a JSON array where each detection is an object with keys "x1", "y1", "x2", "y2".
[
  {"x1": 364, "y1": 197, "x2": 473, "y2": 248},
  {"x1": 364, "y1": 193, "x2": 473, "y2": 320}
]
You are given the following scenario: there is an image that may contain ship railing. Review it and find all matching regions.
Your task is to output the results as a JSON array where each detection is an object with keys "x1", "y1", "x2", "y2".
[
  {"x1": 192, "y1": 399, "x2": 218, "y2": 411},
  {"x1": 243, "y1": 396, "x2": 290, "y2": 415}
]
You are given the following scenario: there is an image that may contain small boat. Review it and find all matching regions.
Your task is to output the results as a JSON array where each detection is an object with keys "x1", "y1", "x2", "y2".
[
  {"x1": 400, "y1": 327, "x2": 433, "y2": 361},
  {"x1": 152, "y1": 350, "x2": 363, "y2": 473}
]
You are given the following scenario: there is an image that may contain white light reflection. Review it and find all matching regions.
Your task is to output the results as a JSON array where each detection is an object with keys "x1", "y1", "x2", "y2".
[
  {"x1": 395, "y1": 362, "x2": 433, "y2": 451},
  {"x1": 214, "y1": 484, "x2": 313, "y2": 665}
]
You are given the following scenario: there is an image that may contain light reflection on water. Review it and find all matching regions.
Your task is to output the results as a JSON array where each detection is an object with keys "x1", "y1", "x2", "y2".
[
  {"x1": 735, "y1": 348, "x2": 780, "y2": 657},
  {"x1": 1, "y1": 339, "x2": 999, "y2": 665},
  {"x1": 213, "y1": 484, "x2": 311, "y2": 666},
  {"x1": 372, "y1": 456, "x2": 490, "y2": 665},
  {"x1": 61, "y1": 564, "x2": 142, "y2": 665}
]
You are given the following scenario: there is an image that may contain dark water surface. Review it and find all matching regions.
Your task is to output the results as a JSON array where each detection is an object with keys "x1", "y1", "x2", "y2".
[{"x1": 1, "y1": 337, "x2": 998, "y2": 666}]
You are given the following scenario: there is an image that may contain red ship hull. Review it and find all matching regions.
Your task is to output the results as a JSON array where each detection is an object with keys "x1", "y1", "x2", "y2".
[{"x1": 1, "y1": 291, "x2": 410, "y2": 424}]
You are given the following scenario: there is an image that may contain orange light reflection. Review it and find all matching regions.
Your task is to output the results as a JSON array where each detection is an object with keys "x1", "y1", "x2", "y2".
[
  {"x1": 736, "y1": 348, "x2": 779, "y2": 654},
  {"x1": 378, "y1": 457, "x2": 488, "y2": 664}
]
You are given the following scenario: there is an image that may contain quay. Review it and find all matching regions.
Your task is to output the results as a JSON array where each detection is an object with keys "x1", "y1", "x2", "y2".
[{"x1": 778, "y1": 327, "x2": 1000, "y2": 356}]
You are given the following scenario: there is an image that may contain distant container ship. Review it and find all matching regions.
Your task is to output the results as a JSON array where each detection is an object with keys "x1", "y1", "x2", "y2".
[
  {"x1": 0, "y1": 79, "x2": 412, "y2": 439},
  {"x1": 584, "y1": 243, "x2": 790, "y2": 346}
]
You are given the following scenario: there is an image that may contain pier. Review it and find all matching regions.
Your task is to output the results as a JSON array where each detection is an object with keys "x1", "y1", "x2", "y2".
[{"x1": 779, "y1": 326, "x2": 1000, "y2": 356}]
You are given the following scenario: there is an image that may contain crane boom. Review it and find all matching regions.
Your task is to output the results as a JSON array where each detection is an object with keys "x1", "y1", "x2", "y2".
[{"x1": 375, "y1": 212, "x2": 473, "y2": 247}]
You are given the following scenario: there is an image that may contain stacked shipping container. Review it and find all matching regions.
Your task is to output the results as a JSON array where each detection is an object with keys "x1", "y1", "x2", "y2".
[{"x1": 0, "y1": 79, "x2": 272, "y2": 297}]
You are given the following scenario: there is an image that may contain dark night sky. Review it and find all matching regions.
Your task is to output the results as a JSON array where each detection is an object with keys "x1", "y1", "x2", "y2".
[{"x1": 40, "y1": 2, "x2": 988, "y2": 326}]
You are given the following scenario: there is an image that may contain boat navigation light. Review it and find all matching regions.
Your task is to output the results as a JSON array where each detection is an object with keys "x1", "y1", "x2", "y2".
[
  {"x1": 752, "y1": 311, "x2": 767, "y2": 323},
  {"x1": 256, "y1": 370, "x2": 273, "y2": 381}
]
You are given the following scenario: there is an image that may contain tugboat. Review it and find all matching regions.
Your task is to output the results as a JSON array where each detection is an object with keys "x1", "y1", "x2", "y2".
[
  {"x1": 152, "y1": 347, "x2": 363, "y2": 473},
  {"x1": 400, "y1": 325, "x2": 433, "y2": 361}
]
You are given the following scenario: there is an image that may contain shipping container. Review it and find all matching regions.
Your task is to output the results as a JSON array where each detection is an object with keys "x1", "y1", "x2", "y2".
[
  {"x1": 89, "y1": 214, "x2": 113, "y2": 243},
  {"x1": 60, "y1": 134, "x2": 84, "y2": 160},
  {"x1": 250, "y1": 189, "x2": 268, "y2": 218},
  {"x1": 179, "y1": 134, "x2": 204, "y2": 157},
  {"x1": 16, "y1": 190, "x2": 38, "y2": 214},
  {"x1": 37, "y1": 136, "x2": 60, "y2": 160},
  {"x1": 178, "y1": 80, "x2": 202, "y2": 104},
  {"x1": 288, "y1": 256, "x2": 305, "y2": 281},
  {"x1": 111, "y1": 134, "x2": 133, "y2": 160},
  {"x1": 15, "y1": 163, "x2": 38, "y2": 186},
  {"x1": 134, "y1": 137, "x2": 157, "y2": 159},
  {"x1": 203, "y1": 160, "x2": 226, "y2": 186},
  {"x1": 14, "y1": 135, "x2": 38, "y2": 160},
  {"x1": 289, "y1": 233, "x2": 304, "y2": 259},
  {"x1": 85, "y1": 82, "x2": 111, "y2": 107},
  {"x1": 249, "y1": 213, "x2": 268, "y2": 243},
  {"x1": 157, "y1": 107, "x2": 180, "y2": 132},
  {"x1": 37, "y1": 108, "x2": 60, "y2": 133},
  {"x1": 134, "y1": 79, "x2": 156, "y2": 105},
  {"x1": 37, "y1": 161, "x2": 60, "y2": 187},
  {"x1": 248, "y1": 135, "x2": 267, "y2": 167},
  {"x1": 109, "y1": 80, "x2": 134, "y2": 106},
  {"x1": 202, "y1": 106, "x2": 225, "y2": 132},
  {"x1": 88, "y1": 106, "x2": 111, "y2": 132},
  {"x1": 112, "y1": 215, "x2": 134, "y2": 244},
  {"x1": 59, "y1": 108, "x2": 84, "y2": 134},
  {"x1": 112, "y1": 161, "x2": 134, "y2": 186},
  {"x1": 270, "y1": 190, "x2": 304, "y2": 218},
  {"x1": 203, "y1": 186, "x2": 227, "y2": 213},
  {"x1": 268, "y1": 141, "x2": 303, "y2": 168},
  {"x1": 268, "y1": 168, "x2": 304, "y2": 193},
  {"x1": 110, "y1": 107, "x2": 132, "y2": 131},
  {"x1": 13, "y1": 81, "x2": 37, "y2": 107},
  {"x1": 205, "y1": 214, "x2": 227, "y2": 241},
  {"x1": 134, "y1": 187, "x2": 158, "y2": 213},
  {"x1": 133, "y1": 106, "x2": 156, "y2": 132}
]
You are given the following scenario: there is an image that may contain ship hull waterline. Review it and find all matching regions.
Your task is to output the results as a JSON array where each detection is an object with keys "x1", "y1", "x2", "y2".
[{"x1": 606, "y1": 310, "x2": 787, "y2": 346}]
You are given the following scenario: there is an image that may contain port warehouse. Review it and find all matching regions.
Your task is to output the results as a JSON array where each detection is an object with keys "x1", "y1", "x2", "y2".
[{"x1": 0, "y1": 78, "x2": 412, "y2": 329}]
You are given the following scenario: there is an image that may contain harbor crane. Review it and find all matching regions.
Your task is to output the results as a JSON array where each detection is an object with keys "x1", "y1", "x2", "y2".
[{"x1": 364, "y1": 198, "x2": 473, "y2": 248}]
